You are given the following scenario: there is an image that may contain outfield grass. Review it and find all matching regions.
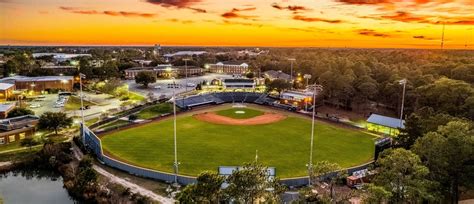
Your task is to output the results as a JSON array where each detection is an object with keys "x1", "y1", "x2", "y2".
[
  {"x1": 101, "y1": 107, "x2": 375, "y2": 178},
  {"x1": 215, "y1": 108, "x2": 264, "y2": 119}
]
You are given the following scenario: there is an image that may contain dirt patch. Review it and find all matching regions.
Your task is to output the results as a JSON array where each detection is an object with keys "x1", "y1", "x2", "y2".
[{"x1": 194, "y1": 112, "x2": 287, "y2": 125}]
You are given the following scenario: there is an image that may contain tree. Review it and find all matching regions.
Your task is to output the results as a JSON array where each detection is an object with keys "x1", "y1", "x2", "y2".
[
  {"x1": 373, "y1": 148, "x2": 435, "y2": 203},
  {"x1": 7, "y1": 107, "x2": 35, "y2": 118},
  {"x1": 310, "y1": 161, "x2": 346, "y2": 200},
  {"x1": 412, "y1": 121, "x2": 474, "y2": 203},
  {"x1": 128, "y1": 114, "x2": 137, "y2": 121},
  {"x1": 267, "y1": 79, "x2": 291, "y2": 94},
  {"x1": 361, "y1": 184, "x2": 392, "y2": 204},
  {"x1": 176, "y1": 171, "x2": 225, "y2": 203},
  {"x1": 417, "y1": 77, "x2": 474, "y2": 119},
  {"x1": 20, "y1": 137, "x2": 40, "y2": 150},
  {"x1": 246, "y1": 72, "x2": 255, "y2": 79},
  {"x1": 38, "y1": 112, "x2": 73, "y2": 135},
  {"x1": 135, "y1": 71, "x2": 156, "y2": 88},
  {"x1": 225, "y1": 162, "x2": 286, "y2": 203},
  {"x1": 394, "y1": 113, "x2": 423, "y2": 149}
]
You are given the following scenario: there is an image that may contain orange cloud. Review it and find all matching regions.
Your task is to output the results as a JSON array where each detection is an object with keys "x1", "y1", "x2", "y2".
[
  {"x1": 59, "y1": 7, "x2": 157, "y2": 18},
  {"x1": 357, "y1": 29, "x2": 392, "y2": 37},
  {"x1": 221, "y1": 7, "x2": 258, "y2": 20},
  {"x1": 271, "y1": 3, "x2": 311, "y2": 13},
  {"x1": 293, "y1": 15, "x2": 343, "y2": 23},
  {"x1": 145, "y1": 0, "x2": 206, "y2": 13}
]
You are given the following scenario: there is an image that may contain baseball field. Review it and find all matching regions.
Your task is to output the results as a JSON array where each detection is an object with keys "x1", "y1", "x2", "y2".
[{"x1": 100, "y1": 104, "x2": 375, "y2": 178}]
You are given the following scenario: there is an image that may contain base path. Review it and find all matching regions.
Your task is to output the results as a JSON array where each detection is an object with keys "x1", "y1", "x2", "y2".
[{"x1": 194, "y1": 112, "x2": 287, "y2": 125}]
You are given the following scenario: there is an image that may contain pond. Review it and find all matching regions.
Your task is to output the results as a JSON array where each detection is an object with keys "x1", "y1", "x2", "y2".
[{"x1": 0, "y1": 170, "x2": 77, "y2": 204}]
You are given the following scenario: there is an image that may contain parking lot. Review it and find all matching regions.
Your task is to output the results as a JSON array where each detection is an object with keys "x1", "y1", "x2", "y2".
[{"x1": 125, "y1": 73, "x2": 233, "y2": 98}]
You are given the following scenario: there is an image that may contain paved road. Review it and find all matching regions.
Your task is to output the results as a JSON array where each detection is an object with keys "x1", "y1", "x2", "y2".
[
  {"x1": 126, "y1": 73, "x2": 233, "y2": 98},
  {"x1": 70, "y1": 143, "x2": 174, "y2": 204}
]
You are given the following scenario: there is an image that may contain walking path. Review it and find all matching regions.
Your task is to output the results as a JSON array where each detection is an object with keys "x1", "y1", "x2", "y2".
[{"x1": 71, "y1": 143, "x2": 174, "y2": 204}]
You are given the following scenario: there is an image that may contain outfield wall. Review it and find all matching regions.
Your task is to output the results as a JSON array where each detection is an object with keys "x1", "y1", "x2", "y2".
[
  {"x1": 82, "y1": 125, "x2": 197, "y2": 185},
  {"x1": 83, "y1": 123, "x2": 374, "y2": 186}
]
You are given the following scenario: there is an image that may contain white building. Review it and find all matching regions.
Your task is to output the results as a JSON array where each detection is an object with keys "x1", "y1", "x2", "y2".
[{"x1": 209, "y1": 61, "x2": 249, "y2": 75}]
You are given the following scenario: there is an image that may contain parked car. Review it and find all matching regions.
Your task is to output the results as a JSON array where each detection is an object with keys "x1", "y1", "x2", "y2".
[{"x1": 29, "y1": 103, "x2": 41, "y2": 108}]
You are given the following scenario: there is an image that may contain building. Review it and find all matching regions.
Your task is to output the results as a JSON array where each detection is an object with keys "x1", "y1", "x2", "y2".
[
  {"x1": 222, "y1": 79, "x2": 255, "y2": 89},
  {"x1": 125, "y1": 65, "x2": 204, "y2": 79},
  {"x1": 163, "y1": 51, "x2": 207, "y2": 60},
  {"x1": 40, "y1": 65, "x2": 78, "y2": 74},
  {"x1": 0, "y1": 115, "x2": 39, "y2": 145},
  {"x1": 264, "y1": 70, "x2": 291, "y2": 81},
  {"x1": 0, "y1": 103, "x2": 15, "y2": 119},
  {"x1": 279, "y1": 90, "x2": 314, "y2": 108},
  {"x1": 0, "y1": 76, "x2": 74, "y2": 93},
  {"x1": 32, "y1": 53, "x2": 92, "y2": 62},
  {"x1": 0, "y1": 83, "x2": 15, "y2": 100},
  {"x1": 366, "y1": 114, "x2": 405, "y2": 136},
  {"x1": 208, "y1": 61, "x2": 249, "y2": 75}
]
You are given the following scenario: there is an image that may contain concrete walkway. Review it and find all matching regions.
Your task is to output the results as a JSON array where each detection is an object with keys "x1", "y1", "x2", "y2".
[{"x1": 71, "y1": 143, "x2": 174, "y2": 204}]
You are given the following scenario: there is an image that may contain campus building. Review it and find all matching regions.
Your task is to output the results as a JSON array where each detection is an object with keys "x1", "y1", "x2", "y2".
[
  {"x1": 40, "y1": 65, "x2": 78, "y2": 74},
  {"x1": 0, "y1": 83, "x2": 15, "y2": 100},
  {"x1": 125, "y1": 66, "x2": 204, "y2": 79},
  {"x1": 222, "y1": 79, "x2": 256, "y2": 89},
  {"x1": 264, "y1": 70, "x2": 291, "y2": 81},
  {"x1": 208, "y1": 61, "x2": 249, "y2": 75},
  {"x1": 280, "y1": 90, "x2": 314, "y2": 108},
  {"x1": 0, "y1": 115, "x2": 39, "y2": 145},
  {"x1": 0, "y1": 103, "x2": 15, "y2": 119},
  {"x1": 0, "y1": 76, "x2": 74, "y2": 93}
]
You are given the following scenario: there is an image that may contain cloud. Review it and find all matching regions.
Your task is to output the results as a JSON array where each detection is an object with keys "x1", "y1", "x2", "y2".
[
  {"x1": 271, "y1": 3, "x2": 311, "y2": 13},
  {"x1": 222, "y1": 20, "x2": 263, "y2": 27},
  {"x1": 221, "y1": 7, "x2": 258, "y2": 20},
  {"x1": 336, "y1": 0, "x2": 390, "y2": 5},
  {"x1": 362, "y1": 11, "x2": 474, "y2": 25},
  {"x1": 356, "y1": 29, "x2": 392, "y2": 37},
  {"x1": 167, "y1": 18, "x2": 195, "y2": 24},
  {"x1": 292, "y1": 15, "x2": 343, "y2": 23},
  {"x1": 413, "y1": 35, "x2": 436, "y2": 40},
  {"x1": 59, "y1": 7, "x2": 157, "y2": 18},
  {"x1": 145, "y1": 0, "x2": 206, "y2": 13}
]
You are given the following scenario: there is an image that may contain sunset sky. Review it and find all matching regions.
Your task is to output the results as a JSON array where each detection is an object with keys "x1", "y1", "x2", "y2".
[{"x1": 0, "y1": 0, "x2": 473, "y2": 49}]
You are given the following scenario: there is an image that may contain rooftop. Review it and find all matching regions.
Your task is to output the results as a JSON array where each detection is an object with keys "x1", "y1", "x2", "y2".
[
  {"x1": 0, "y1": 103, "x2": 15, "y2": 112},
  {"x1": 223, "y1": 79, "x2": 255, "y2": 83},
  {"x1": 0, "y1": 83, "x2": 14, "y2": 90},
  {"x1": 367, "y1": 114, "x2": 405, "y2": 129},
  {"x1": 0, "y1": 75, "x2": 74, "y2": 84},
  {"x1": 0, "y1": 115, "x2": 39, "y2": 131},
  {"x1": 215, "y1": 61, "x2": 248, "y2": 66}
]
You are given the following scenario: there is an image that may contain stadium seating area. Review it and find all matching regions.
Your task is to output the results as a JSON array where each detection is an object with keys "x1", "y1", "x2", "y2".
[{"x1": 176, "y1": 92, "x2": 277, "y2": 109}]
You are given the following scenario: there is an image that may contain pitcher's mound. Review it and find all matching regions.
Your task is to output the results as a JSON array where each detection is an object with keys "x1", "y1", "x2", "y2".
[{"x1": 194, "y1": 112, "x2": 286, "y2": 125}]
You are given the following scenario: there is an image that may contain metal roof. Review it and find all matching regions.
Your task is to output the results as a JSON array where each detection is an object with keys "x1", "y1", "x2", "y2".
[
  {"x1": 0, "y1": 75, "x2": 73, "y2": 83},
  {"x1": 0, "y1": 83, "x2": 14, "y2": 90},
  {"x1": 367, "y1": 114, "x2": 405, "y2": 129},
  {"x1": 0, "y1": 103, "x2": 14, "y2": 112}
]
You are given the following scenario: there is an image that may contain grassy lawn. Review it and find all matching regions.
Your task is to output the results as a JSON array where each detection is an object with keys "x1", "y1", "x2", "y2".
[
  {"x1": 136, "y1": 103, "x2": 173, "y2": 120},
  {"x1": 65, "y1": 96, "x2": 95, "y2": 111},
  {"x1": 102, "y1": 112, "x2": 375, "y2": 178},
  {"x1": 0, "y1": 141, "x2": 22, "y2": 152},
  {"x1": 215, "y1": 108, "x2": 264, "y2": 119},
  {"x1": 98, "y1": 120, "x2": 130, "y2": 130}
]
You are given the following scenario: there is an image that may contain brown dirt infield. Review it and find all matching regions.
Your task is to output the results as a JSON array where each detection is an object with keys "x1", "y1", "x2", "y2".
[{"x1": 193, "y1": 112, "x2": 287, "y2": 125}]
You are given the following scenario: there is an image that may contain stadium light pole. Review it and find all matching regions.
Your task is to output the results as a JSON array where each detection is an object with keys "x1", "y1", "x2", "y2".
[
  {"x1": 79, "y1": 73, "x2": 86, "y2": 144},
  {"x1": 398, "y1": 79, "x2": 407, "y2": 128},
  {"x1": 183, "y1": 58, "x2": 190, "y2": 93},
  {"x1": 288, "y1": 58, "x2": 296, "y2": 84},
  {"x1": 308, "y1": 83, "x2": 317, "y2": 186},
  {"x1": 172, "y1": 77, "x2": 179, "y2": 186}
]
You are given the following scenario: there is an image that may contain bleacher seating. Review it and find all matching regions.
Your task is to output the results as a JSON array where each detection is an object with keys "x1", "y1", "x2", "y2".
[{"x1": 176, "y1": 92, "x2": 273, "y2": 109}]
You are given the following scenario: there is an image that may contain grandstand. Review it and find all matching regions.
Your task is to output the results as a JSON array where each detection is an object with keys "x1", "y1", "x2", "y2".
[{"x1": 174, "y1": 92, "x2": 298, "y2": 110}]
